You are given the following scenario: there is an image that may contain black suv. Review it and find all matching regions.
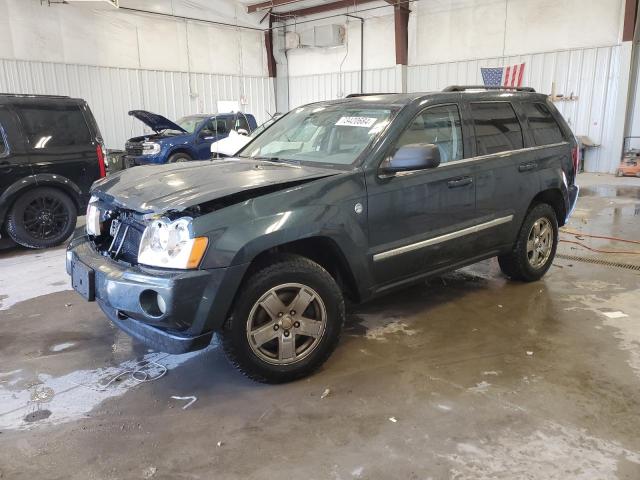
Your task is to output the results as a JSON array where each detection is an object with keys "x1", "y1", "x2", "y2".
[
  {"x1": 0, "y1": 94, "x2": 105, "y2": 249},
  {"x1": 67, "y1": 86, "x2": 579, "y2": 383}
]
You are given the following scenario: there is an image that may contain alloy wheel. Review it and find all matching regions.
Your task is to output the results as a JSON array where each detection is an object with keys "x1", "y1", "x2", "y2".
[
  {"x1": 526, "y1": 217, "x2": 553, "y2": 269},
  {"x1": 246, "y1": 283, "x2": 327, "y2": 365},
  {"x1": 22, "y1": 195, "x2": 70, "y2": 240}
]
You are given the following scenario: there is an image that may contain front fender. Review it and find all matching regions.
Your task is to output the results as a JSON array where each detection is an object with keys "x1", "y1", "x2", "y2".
[{"x1": 193, "y1": 204, "x2": 370, "y2": 332}]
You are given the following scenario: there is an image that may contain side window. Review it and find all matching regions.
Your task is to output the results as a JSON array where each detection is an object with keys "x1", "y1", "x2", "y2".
[
  {"x1": 522, "y1": 102, "x2": 565, "y2": 146},
  {"x1": 17, "y1": 105, "x2": 92, "y2": 149},
  {"x1": 470, "y1": 102, "x2": 523, "y2": 155},
  {"x1": 396, "y1": 104, "x2": 463, "y2": 163},
  {"x1": 206, "y1": 118, "x2": 229, "y2": 135},
  {"x1": 234, "y1": 116, "x2": 250, "y2": 131}
]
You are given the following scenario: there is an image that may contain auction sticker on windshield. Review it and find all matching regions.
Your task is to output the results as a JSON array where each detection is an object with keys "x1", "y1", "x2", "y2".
[{"x1": 335, "y1": 117, "x2": 378, "y2": 128}]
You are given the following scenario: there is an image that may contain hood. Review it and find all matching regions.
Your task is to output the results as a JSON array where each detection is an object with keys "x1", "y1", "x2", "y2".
[
  {"x1": 129, "y1": 110, "x2": 187, "y2": 133},
  {"x1": 93, "y1": 159, "x2": 341, "y2": 213}
]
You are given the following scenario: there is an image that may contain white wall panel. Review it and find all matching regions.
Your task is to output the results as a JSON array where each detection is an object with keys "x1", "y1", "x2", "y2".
[
  {"x1": 408, "y1": 45, "x2": 623, "y2": 172},
  {"x1": 0, "y1": 58, "x2": 275, "y2": 149},
  {"x1": 288, "y1": 67, "x2": 398, "y2": 108}
]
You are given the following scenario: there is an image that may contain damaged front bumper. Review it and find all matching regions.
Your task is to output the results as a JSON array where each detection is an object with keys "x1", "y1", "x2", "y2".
[{"x1": 66, "y1": 236, "x2": 243, "y2": 354}]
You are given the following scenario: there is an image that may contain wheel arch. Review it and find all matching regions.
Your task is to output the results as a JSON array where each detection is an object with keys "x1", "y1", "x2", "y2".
[
  {"x1": 245, "y1": 236, "x2": 361, "y2": 303},
  {"x1": 528, "y1": 187, "x2": 567, "y2": 226},
  {"x1": 0, "y1": 174, "x2": 82, "y2": 225},
  {"x1": 167, "y1": 147, "x2": 194, "y2": 160}
]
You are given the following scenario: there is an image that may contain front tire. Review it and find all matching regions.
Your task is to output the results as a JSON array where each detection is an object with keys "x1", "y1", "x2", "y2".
[
  {"x1": 168, "y1": 152, "x2": 191, "y2": 163},
  {"x1": 6, "y1": 187, "x2": 77, "y2": 249},
  {"x1": 498, "y1": 203, "x2": 558, "y2": 282},
  {"x1": 221, "y1": 254, "x2": 345, "y2": 383}
]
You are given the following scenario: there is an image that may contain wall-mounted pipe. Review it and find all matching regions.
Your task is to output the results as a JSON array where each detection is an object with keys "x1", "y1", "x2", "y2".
[{"x1": 345, "y1": 14, "x2": 364, "y2": 94}]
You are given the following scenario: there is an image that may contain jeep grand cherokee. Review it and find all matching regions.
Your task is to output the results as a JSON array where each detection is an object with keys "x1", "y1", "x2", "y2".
[{"x1": 67, "y1": 86, "x2": 579, "y2": 383}]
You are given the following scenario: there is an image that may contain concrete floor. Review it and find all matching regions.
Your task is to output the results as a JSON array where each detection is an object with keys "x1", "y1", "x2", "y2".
[{"x1": 0, "y1": 172, "x2": 639, "y2": 479}]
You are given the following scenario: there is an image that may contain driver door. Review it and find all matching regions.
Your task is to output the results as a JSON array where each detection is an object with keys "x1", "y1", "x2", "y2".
[
  {"x1": 195, "y1": 118, "x2": 227, "y2": 159},
  {"x1": 366, "y1": 103, "x2": 478, "y2": 287}
]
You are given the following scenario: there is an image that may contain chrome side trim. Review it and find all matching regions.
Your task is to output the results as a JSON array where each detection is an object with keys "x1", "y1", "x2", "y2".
[
  {"x1": 372, "y1": 215, "x2": 514, "y2": 262},
  {"x1": 383, "y1": 142, "x2": 569, "y2": 177}
]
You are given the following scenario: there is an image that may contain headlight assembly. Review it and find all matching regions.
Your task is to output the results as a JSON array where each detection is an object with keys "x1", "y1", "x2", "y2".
[
  {"x1": 141, "y1": 142, "x2": 161, "y2": 155},
  {"x1": 138, "y1": 217, "x2": 208, "y2": 269},
  {"x1": 86, "y1": 195, "x2": 101, "y2": 236}
]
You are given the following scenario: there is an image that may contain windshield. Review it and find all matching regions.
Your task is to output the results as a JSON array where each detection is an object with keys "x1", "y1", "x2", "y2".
[
  {"x1": 175, "y1": 116, "x2": 203, "y2": 133},
  {"x1": 237, "y1": 105, "x2": 392, "y2": 165}
]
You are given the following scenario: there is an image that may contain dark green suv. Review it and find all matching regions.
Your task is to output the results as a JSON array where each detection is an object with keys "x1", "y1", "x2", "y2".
[{"x1": 67, "y1": 86, "x2": 579, "y2": 383}]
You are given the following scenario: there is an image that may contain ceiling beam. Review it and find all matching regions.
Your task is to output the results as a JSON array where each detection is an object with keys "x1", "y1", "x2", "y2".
[
  {"x1": 246, "y1": 0, "x2": 307, "y2": 14},
  {"x1": 277, "y1": 0, "x2": 380, "y2": 18}
]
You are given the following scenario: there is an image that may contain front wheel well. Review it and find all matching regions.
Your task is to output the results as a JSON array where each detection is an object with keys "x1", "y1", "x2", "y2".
[
  {"x1": 242, "y1": 237, "x2": 360, "y2": 303},
  {"x1": 529, "y1": 188, "x2": 566, "y2": 226},
  {"x1": 168, "y1": 149, "x2": 193, "y2": 159}
]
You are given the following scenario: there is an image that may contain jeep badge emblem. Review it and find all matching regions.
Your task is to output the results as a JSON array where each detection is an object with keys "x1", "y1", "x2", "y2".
[{"x1": 354, "y1": 202, "x2": 363, "y2": 215}]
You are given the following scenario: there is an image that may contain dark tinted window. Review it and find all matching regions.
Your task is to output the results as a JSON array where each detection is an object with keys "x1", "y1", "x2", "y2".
[
  {"x1": 18, "y1": 105, "x2": 91, "y2": 148},
  {"x1": 522, "y1": 102, "x2": 565, "y2": 145},
  {"x1": 234, "y1": 116, "x2": 250, "y2": 132},
  {"x1": 470, "y1": 102, "x2": 523, "y2": 155},
  {"x1": 396, "y1": 104, "x2": 463, "y2": 163}
]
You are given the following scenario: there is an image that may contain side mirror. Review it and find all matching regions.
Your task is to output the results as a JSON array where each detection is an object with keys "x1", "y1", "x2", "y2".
[{"x1": 381, "y1": 143, "x2": 441, "y2": 174}]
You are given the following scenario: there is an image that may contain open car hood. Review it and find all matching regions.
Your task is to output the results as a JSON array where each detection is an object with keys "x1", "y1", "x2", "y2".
[
  {"x1": 128, "y1": 110, "x2": 187, "y2": 133},
  {"x1": 92, "y1": 159, "x2": 340, "y2": 213}
]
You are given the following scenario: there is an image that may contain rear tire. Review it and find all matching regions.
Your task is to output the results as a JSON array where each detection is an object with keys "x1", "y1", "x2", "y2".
[
  {"x1": 498, "y1": 203, "x2": 558, "y2": 282},
  {"x1": 168, "y1": 152, "x2": 191, "y2": 163},
  {"x1": 6, "y1": 187, "x2": 77, "y2": 249},
  {"x1": 221, "y1": 254, "x2": 345, "y2": 384}
]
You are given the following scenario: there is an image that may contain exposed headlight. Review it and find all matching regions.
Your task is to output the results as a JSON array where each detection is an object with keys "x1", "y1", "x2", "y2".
[
  {"x1": 86, "y1": 195, "x2": 101, "y2": 236},
  {"x1": 142, "y1": 142, "x2": 161, "y2": 155},
  {"x1": 138, "y1": 217, "x2": 208, "y2": 269}
]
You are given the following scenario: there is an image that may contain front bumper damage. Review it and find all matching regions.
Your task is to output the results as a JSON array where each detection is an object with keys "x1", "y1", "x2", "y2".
[{"x1": 66, "y1": 236, "x2": 241, "y2": 354}]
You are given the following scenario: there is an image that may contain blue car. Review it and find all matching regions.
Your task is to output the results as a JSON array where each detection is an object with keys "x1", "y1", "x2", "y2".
[{"x1": 124, "y1": 110, "x2": 257, "y2": 167}]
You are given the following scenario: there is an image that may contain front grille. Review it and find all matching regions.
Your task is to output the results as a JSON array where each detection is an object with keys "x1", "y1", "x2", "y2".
[
  {"x1": 125, "y1": 141, "x2": 143, "y2": 156},
  {"x1": 93, "y1": 209, "x2": 146, "y2": 265},
  {"x1": 108, "y1": 216, "x2": 145, "y2": 264}
]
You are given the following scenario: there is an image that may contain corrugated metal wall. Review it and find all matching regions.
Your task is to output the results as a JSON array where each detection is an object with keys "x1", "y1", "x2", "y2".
[
  {"x1": 408, "y1": 45, "x2": 623, "y2": 173},
  {"x1": 288, "y1": 67, "x2": 398, "y2": 108},
  {"x1": 0, "y1": 58, "x2": 276, "y2": 149}
]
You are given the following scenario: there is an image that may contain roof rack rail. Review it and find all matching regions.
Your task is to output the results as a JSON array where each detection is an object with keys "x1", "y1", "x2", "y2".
[
  {"x1": 0, "y1": 93, "x2": 71, "y2": 98},
  {"x1": 442, "y1": 85, "x2": 536, "y2": 93},
  {"x1": 345, "y1": 93, "x2": 394, "y2": 98}
]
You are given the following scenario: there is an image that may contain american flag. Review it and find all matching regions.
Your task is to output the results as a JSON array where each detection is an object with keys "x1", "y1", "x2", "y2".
[{"x1": 481, "y1": 63, "x2": 525, "y2": 87}]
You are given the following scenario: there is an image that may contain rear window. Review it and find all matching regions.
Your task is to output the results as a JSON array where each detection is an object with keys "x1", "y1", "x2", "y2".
[
  {"x1": 17, "y1": 105, "x2": 92, "y2": 148},
  {"x1": 522, "y1": 102, "x2": 565, "y2": 145},
  {"x1": 470, "y1": 102, "x2": 523, "y2": 155}
]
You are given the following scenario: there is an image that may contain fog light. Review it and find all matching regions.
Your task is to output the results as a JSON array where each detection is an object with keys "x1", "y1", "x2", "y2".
[
  {"x1": 157, "y1": 293, "x2": 166, "y2": 315},
  {"x1": 139, "y1": 290, "x2": 166, "y2": 317}
]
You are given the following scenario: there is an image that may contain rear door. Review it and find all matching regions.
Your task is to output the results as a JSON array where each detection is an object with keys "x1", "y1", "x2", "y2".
[
  {"x1": 466, "y1": 100, "x2": 540, "y2": 252},
  {"x1": 0, "y1": 105, "x2": 33, "y2": 195},
  {"x1": 366, "y1": 103, "x2": 479, "y2": 287},
  {"x1": 16, "y1": 101, "x2": 99, "y2": 200}
]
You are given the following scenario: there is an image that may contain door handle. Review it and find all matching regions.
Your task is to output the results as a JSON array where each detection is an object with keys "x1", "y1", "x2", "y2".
[
  {"x1": 447, "y1": 176, "x2": 473, "y2": 188},
  {"x1": 519, "y1": 162, "x2": 537, "y2": 172}
]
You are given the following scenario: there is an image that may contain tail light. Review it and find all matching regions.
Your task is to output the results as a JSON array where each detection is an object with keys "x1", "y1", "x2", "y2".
[
  {"x1": 571, "y1": 145, "x2": 580, "y2": 176},
  {"x1": 96, "y1": 144, "x2": 107, "y2": 178}
]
